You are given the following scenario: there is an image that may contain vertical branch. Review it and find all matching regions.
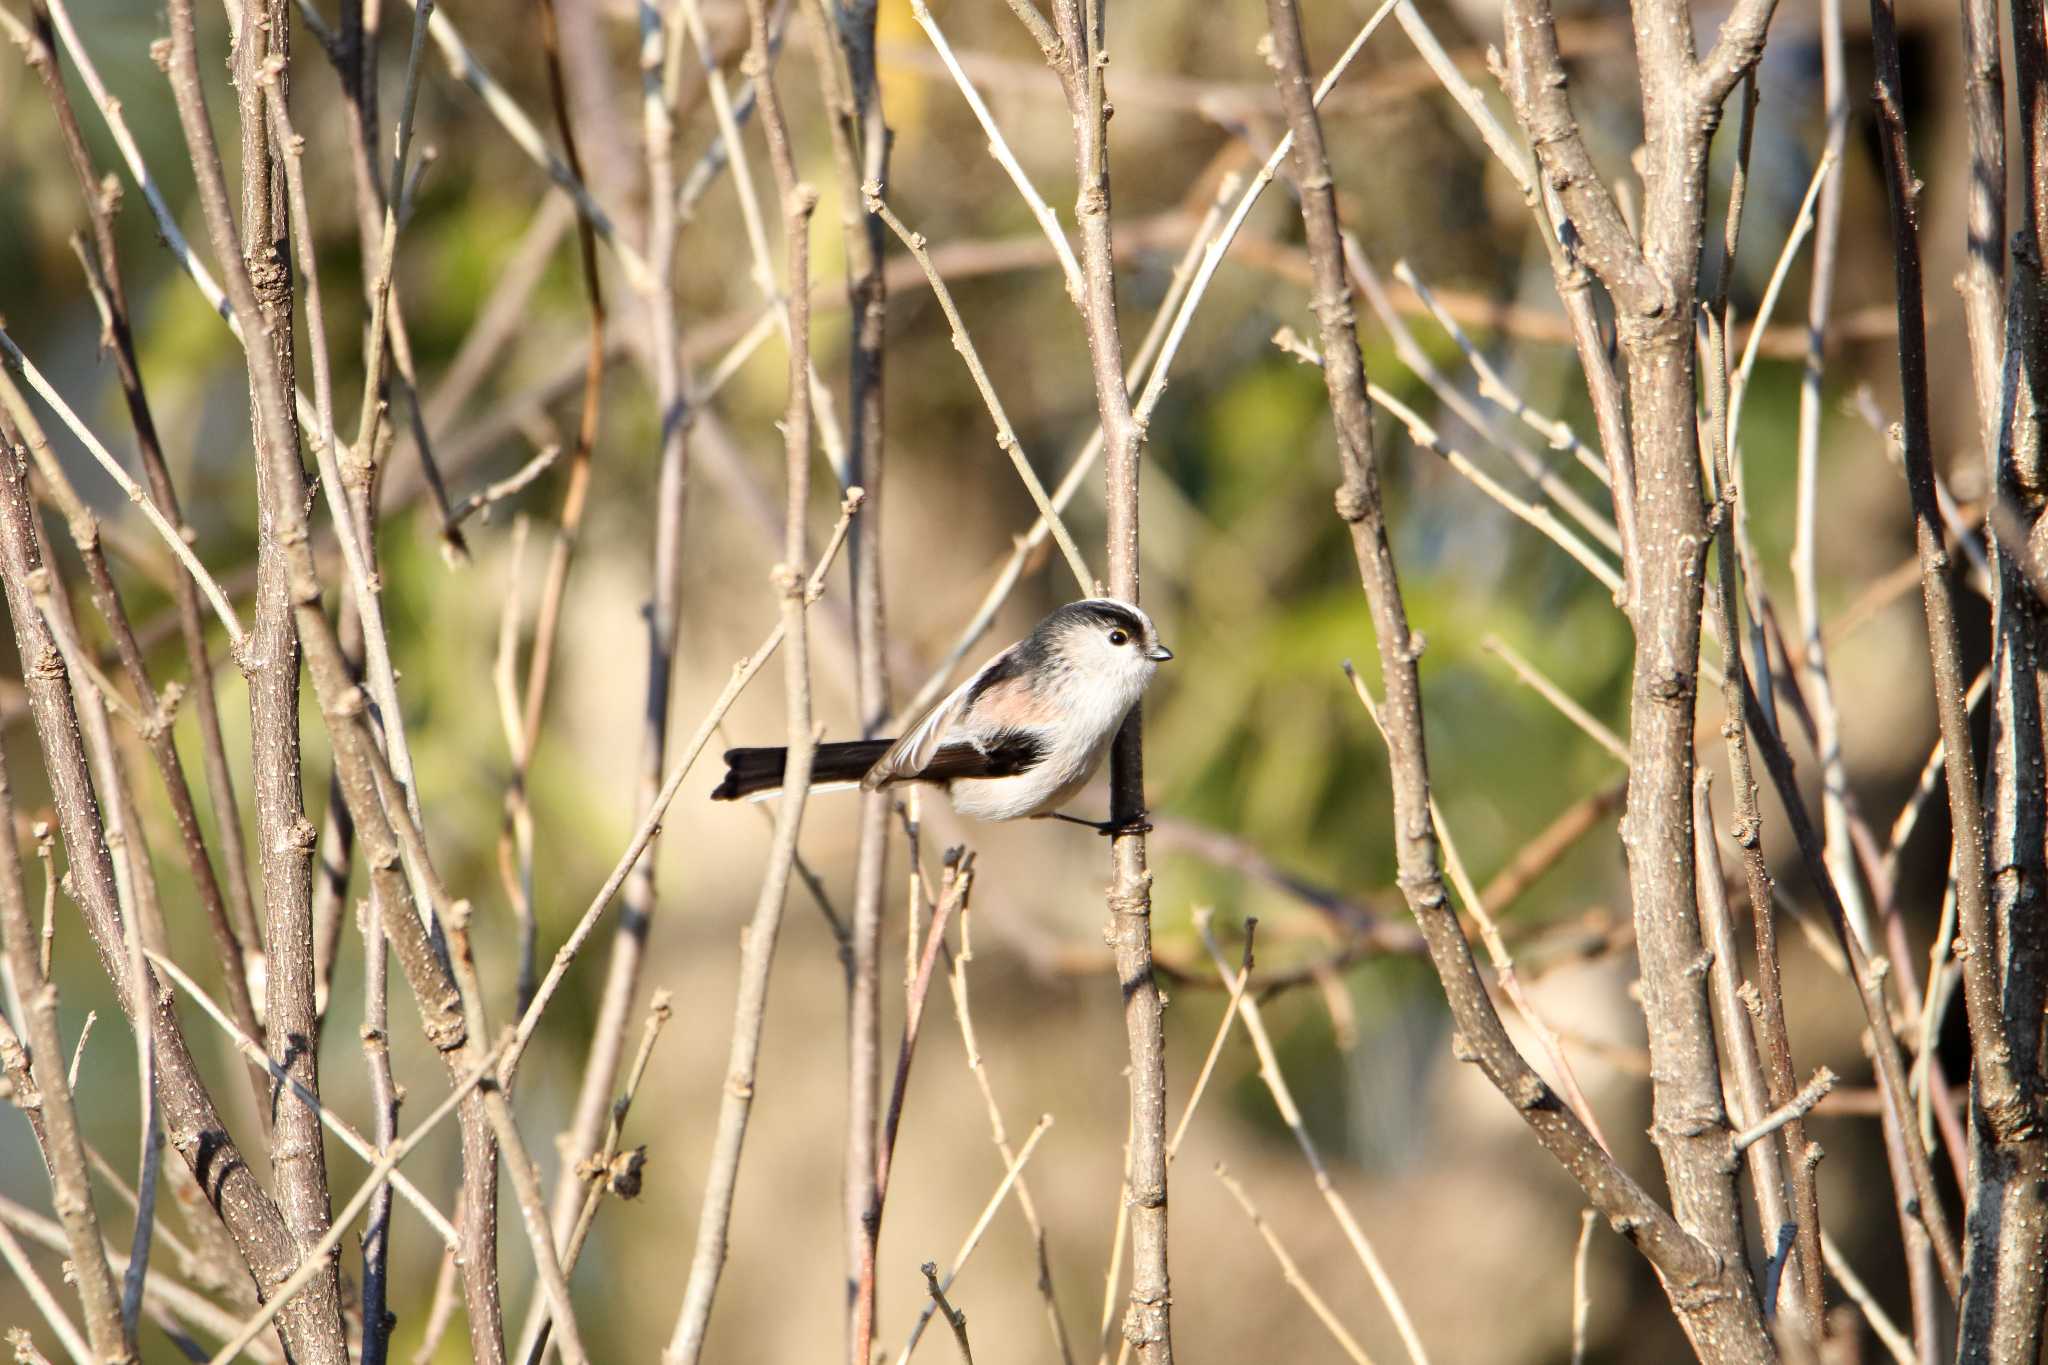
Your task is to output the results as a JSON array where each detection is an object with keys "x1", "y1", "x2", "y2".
[
  {"x1": 0, "y1": 397, "x2": 340, "y2": 1362},
  {"x1": 1265, "y1": 0, "x2": 1775, "y2": 1356},
  {"x1": 0, "y1": 372, "x2": 266, "y2": 1096},
  {"x1": 854, "y1": 852, "x2": 972, "y2": 1364},
  {"x1": 359, "y1": 884, "x2": 399, "y2": 1365},
  {"x1": 221, "y1": 0, "x2": 340, "y2": 1318},
  {"x1": 1026, "y1": 0, "x2": 1169, "y2": 1355},
  {"x1": 19, "y1": 0, "x2": 259, "y2": 960},
  {"x1": 263, "y1": 69, "x2": 513, "y2": 1365},
  {"x1": 0, "y1": 530, "x2": 131, "y2": 1365},
  {"x1": 1785, "y1": 0, "x2": 1856, "y2": 1338},
  {"x1": 1986, "y1": 0, "x2": 2048, "y2": 1354},
  {"x1": 1870, "y1": 0, "x2": 2047, "y2": 1350},
  {"x1": 538, "y1": 0, "x2": 695, "y2": 1317},
  {"x1": 1689, "y1": 777, "x2": 1799, "y2": 1324},
  {"x1": 162, "y1": 5, "x2": 513, "y2": 1357},
  {"x1": 801, "y1": 0, "x2": 895, "y2": 1349},
  {"x1": 1501, "y1": 0, "x2": 1781, "y2": 1306},
  {"x1": 663, "y1": 0, "x2": 819, "y2": 1353},
  {"x1": 515, "y1": 0, "x2": 611, "y2": 794},
  {"x1": 1695, "y1": 89, "x2": 1826, "y2": 1335}
]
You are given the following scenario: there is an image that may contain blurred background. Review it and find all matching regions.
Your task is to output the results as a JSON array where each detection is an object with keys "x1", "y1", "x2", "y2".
[{"x1": 0, "y1": 0, "x2": 1995, "y2": 1358}]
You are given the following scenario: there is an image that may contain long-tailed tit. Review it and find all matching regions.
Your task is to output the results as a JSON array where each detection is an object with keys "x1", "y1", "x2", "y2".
[{"x1": 712, "y1": 598, "x2": 1172, "y2": 828}]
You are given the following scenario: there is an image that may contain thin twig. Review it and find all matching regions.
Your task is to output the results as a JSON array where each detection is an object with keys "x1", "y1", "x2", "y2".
[
  {"x1": 0, "y1": 719, "x2": 129, "y2": 1363},
  {"x1": 1212, "y1": 1165, "x2": 1374, "y2": 1365},
  {"x1": 1481, "y1": 637, "x2": 1629, "y2": 762},
  {"x1": 1820, "y1": 1232, "x2": 1918, "y2": 1365},
  {"x1": 1570, "y1": 1210, "x2": 1596, "y2": 1365},
  {"x1": 1730, "y1": 1068, "x2": 1838, "y2": 1155},
  {"x1": 857, "y1": 853, "x2": 975, "y2": 1363},
  {"x1": 446, "y1": 444, "x2": 562, "y2": 529},
  {"x1": 1349, "y1": 669, "x2": 1608, "y2": 1151},
  {"x1": 0, "y1": 336, "x2": 244, "y2": 650},
  {"x1": 1724, "y1": 151, "x2": 1838, "y2": 463},
  {"x1": 664, "y1": 5, "x2": 821, "y2": 1349},
  {"x1": 518, "y1": 995, "x2": 673, "y2": 1365},
  {"x1": 145, "y1": 951, "x2": 461, "y2": 1246},
  {"x1": 1167, "y1": 913, "x2": 1257, "y2": 1160},
  {"x1": 1198, "y1": 920, "x2": 1428, "y2": 1363},
  {"x1": 203, "y1": 1042, "x2": 509, "y2": 1365},
  {"x1": 504, "y1": 490, "x2": 861, "y2": 1081},
  {"x1": 939, "y1": 898, "x2": 1074, "y2": 1365},
  {"x1": 0, "y1": 1218, "x2": 94, "y2": 1365},
  {"x1": 919, "y1": 1263, "x2": 975, "y2": 1365},
  {"x1": 16, "y1": 0, "x2": 259, "y2": 957},
  {"x1": 868, "y1": 192, "x2": 1094, "y2": 591},
  {"x1": 896, "y1": 1116, "x2": 1053, "y2": 1363},
  {"x1": 907, "y1": 0, "x2": 1083, "y2": 304}
]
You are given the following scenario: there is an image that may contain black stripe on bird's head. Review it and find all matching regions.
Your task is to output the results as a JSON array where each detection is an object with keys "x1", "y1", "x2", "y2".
[{"x1": 1043, "y1": 598, "x2": 1174, "y2": 663}]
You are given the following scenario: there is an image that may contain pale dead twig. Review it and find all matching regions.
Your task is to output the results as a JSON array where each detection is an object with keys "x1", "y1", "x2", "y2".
[
  {"x1": 503, "y1": 489, "x2": 862, "y2": 1082},
  {"x1": 906, "y1": 0, "x2": 1084, "y2": 304},
  {"x1": 0, "y1": 336, "x2": 243, "y2": 649},
  {"x1": 1168, "y1": 912, "x2": 1258, "y2": 1160},
  {"x1": 895, "y1": 1116, "x2": 1053, "y2": 1363},
  {"x1": 1213, "y1": 1165, "x2": 1374, "y2": 1365},
  {"x1": 1481, "y1": 637, "x2": 1629, "y2": 763},
  {"x1": 1197, "y1": 919, "x2": 1429, "y2": 1364},
  {"x1": 940, "y1": 899, "x2": 1075, "y2": 1364},
  {"x1": 145, "y1": 950, "x2": 462, "y2": 1247},
  {"x1": 1820, "y1": 1232, "x2": 1917, "y2": 1365},
  {"x1": 1725, "y1": 150, "x2": 1840, "y2": 463},
  {"x1": 1389, "y1": 260, "x2": 1609, "y2": 490},
  {"x1": 0, "y1": 1217, "x2": 93, "y2": 1365},
  {"x1": 666, "y1": 8, "x2": 822, "y2": 1350},
  {"x1": 1347, "y1": 666, "x2": 1610, "y2": 1151},
  {"x1": 1570, "y1": 1210, "x2": 1596, "y2": 1365},
  {"x1": 867, "y1": 191, "x2": 1094, "y2": 591},
  {"x1": 202, "y1": 1041, "x2": 510, "y2": 1365}
]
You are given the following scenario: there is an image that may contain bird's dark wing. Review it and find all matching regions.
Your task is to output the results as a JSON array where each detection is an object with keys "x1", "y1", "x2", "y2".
[
  {"x1": 907, "y1": 729, "x2": 1050, "y2": 783},
  {"x1": 863, "y1": 642, "x2": 1024, "y2": 788}
]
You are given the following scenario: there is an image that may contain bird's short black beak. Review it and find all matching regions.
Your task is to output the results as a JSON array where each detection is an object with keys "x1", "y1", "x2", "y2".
[{"x1": 1147, "y1": 645, "x2": 1174, "y2": 661}]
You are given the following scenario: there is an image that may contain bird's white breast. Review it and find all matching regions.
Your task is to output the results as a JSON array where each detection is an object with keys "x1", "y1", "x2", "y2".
[{"x1": 948, "y1": 660, "x2": 1150, "y2": 820}]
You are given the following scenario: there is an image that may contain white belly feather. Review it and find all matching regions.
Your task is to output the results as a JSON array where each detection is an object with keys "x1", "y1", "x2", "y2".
[{"x1": 948, "y1": 665, "x2": 1144, "y2": 820}]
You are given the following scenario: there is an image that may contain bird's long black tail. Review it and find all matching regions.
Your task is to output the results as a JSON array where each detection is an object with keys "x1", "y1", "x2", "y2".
[{"x1": 711, "y1": 739, "x2": 895, "y2": 801}]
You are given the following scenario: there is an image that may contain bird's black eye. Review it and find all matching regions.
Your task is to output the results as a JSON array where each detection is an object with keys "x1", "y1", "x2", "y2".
[{"x1": 1108, "y1": 629, "x2": 1129, "y2": 646}]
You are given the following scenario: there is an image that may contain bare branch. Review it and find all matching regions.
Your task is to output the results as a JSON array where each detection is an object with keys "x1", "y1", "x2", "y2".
[
  {"x1": 867, "y1": 192, "x2": 1094, "y2": 591},
  {"x1": 1496, "y1": 0, "x2": 1659, "y2": 314},
  {"x1": 1694, "y1": 0, "x2": 1784, "y2": 109},
  {"x1": 1730, "y1": 1069, "x2": 1838, "y2": 1156},
  {"x1": 1198, "y1": 920, "x2": 1427, "y2": 1363},
  {"x1": 1261, "y1": 0, "x2": 1772, "y2": 1351},
  {"x1": 665, "y1": 0, "x2": 821, "y2": 1349},
  {"x1": 919, "y1": 1263, "x2": 975, "y2": 1365},
  {"x1": 1213, "y1": 1165, "x2": 1373, "y2": 1365},
  {"x1": 203, "y1": 1042, "x2": 508, "y2": 1365},
  {"x1": 895, "y1": 1115, "x2": 1053, "y2": 1363}
]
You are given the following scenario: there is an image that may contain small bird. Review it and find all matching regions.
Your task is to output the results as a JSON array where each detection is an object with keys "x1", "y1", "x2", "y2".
[{"x1": 712, "y1": 598, "x2": 1172, "y2": 827}]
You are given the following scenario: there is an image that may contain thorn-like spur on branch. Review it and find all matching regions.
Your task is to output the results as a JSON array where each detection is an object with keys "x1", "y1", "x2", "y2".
[{"x1": 1729, "y1": 1068, "x2": 1836, "y2": 1158}]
